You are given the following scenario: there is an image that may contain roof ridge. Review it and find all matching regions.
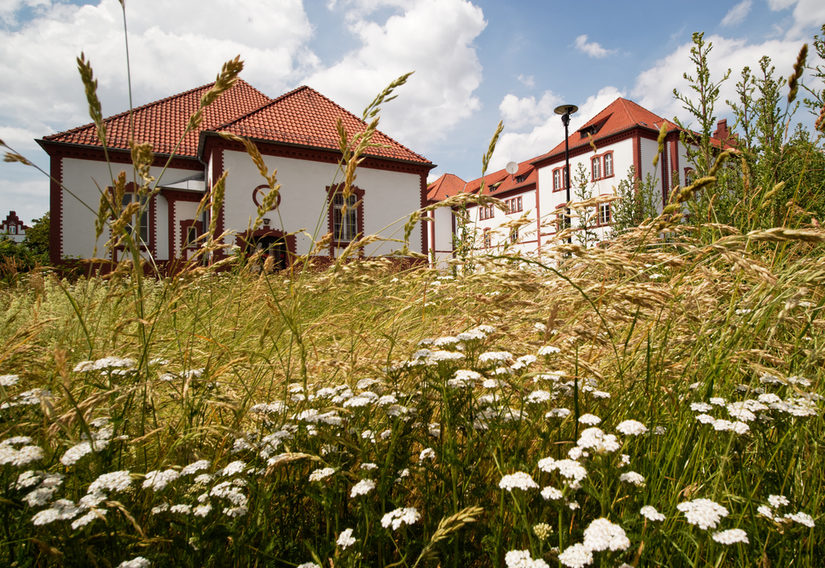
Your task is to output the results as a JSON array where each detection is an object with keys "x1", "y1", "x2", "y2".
[
  {"x1": 44, "y1": 78, "x2": 267, "y2": 141},
  {"x1": 213, "y1": 84, "x2": 431, "y2": 164}
]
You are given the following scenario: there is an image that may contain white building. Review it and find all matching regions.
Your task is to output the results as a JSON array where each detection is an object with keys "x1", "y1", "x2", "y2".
[
  {"x1": 0, "y1": 211, "x2": 28, "y2": 243},
  {"x1": 428, "y1": 97, "x2": 731, "y2": 261},
  {"x1": 38, "y1": 80, "x2": 433, "y2": 268}
]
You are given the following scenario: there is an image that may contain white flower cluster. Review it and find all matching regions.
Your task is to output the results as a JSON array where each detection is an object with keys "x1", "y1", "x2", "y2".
[
  {"x1": 559, "y1": 518, "x2": 629, "y2": 568},
  {"x1": 582, "y1": 518, "x2": 630, "y2": 552},
  {"x1": 615, "y1": 420, "x2": 647, "y2": 436},
  {"x1": 350, "y1": 479, "x2": 375, "y2": 498},
  {"x1": 448, "y1": 369, "x2": 482, "y2": 389},
  {"x1": 336, "y1": 527, "x2": 356, "y2": 549},
  {"x1": 142, "y1": 469, "x2": 179, "y2": 492},
  {"x1": 74, "y1": 356, "x2": 136, "y2": 373},
  {"x1": 308, "y1": 467, "x2": 335, "y2": 482},
  {"x1": 380, "y1": 506, "x2": 420, "y2": 530},
  {"x1": 576, "y1": 427, "x2": 619, "y2": 454},
  {"x1": 712, "y1": 528, "x2": 749, "y2": 544},
  {"x1": 640, "y1": 505, "x2": 665, "y2": 522},
  {"x1": 117, "y1": 556, "x2": 150, "y2": 568},
  {"x1": 1, "y1": 388, "x2": 50, "y2": 409},
  {"x1": 504, "y1": 549, "x2": 549, "y2": 568},
  {"x1": 499, "y1": 472, "x2": 539, "y2": 492},
  {"x1": 758, "y1": 495, "x2": 815, "y2": 527},
  {"x1": 538, "y1": 457, "x2": 587, "y2": 487},
  {"x1": 478, "y1": 351, "x2": 512, "y2": 364},
  {"x1": 0, "y1": 437, "x2": 44, "y2": 467},
  {"x1": 676, "y1": 498, "x2": 729, "y2": 530},
  {"x1": 0, "y1": 373, "x2": 20, "y2": 387}
]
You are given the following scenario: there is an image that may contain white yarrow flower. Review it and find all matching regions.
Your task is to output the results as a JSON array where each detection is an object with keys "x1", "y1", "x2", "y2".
[
  {"x1": 582, "y1": 517, "x2": 630, "y2": 552},
  {"x1": 578, "y1": 413, "x2": 601, "y2": 425},
  {"x1": 558, "y1": 542, "x2": 593, "y2": 568},
  {"x1": 499, "y1": 472, "x2": 539, "y2": 492},
  {"x1": 712, "y1": 528, "x2": 749, "y2": 544},
  {"x1": 677, "y1": 498, "x2": 729, "y2": 530},
  {"x1": 308, "y1": 467, "x2": 335, "y2": 482},
  {"x1": 504, "y1": 549, "x2": 550, "y2": 568},
  {"x1": 640, "y1": 505, "x2": 665, "y2": 522},
  {"x1": 381, "y1": 507, "x2": 420, "y2": 530},
  {"x1": 615, "y1": 420, "x2": 648, "y2": 436},
  {"x1": 350, "y1": 479, "x2": 376, "y2": 498},
  {"x1": 337, "y1": 527, "x2": 356, "y2": 549}
]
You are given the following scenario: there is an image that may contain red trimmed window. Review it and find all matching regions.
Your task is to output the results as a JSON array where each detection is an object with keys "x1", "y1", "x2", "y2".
[
  {"x1": 591, "y1": 151, "x2": 614, "y2": 181},
  {"x1": 509, "y1": 226, "x2": 519, "y2": 244},
  {"x1": 479, "y1": 205, "x2": 495, "y2": 221},
  {"x1": 598, "y1": 202, "x2": 612, "y2": 226},
  {"x1": 179, "y1": 220, "x2": 203, "y2": 253},
  {"x1": 505, "y1": 196, "x2": 523, "y2": 214},
  {"x1": 591, "y1": 156, "x2": 602, "y2": 180},
  {"x1": 552, "y1": 167, "x2": 568, "y2": 192},
  {"x1": 122, "y1": 192, "x2": 150, "y2": 244},
  {"x1": 603, "y1": 152, "x2": 614, "y2": 177},
  {"x1": 327, "y1": 185, "x2": 364, "y2": 245},
  {"x1": 483, "y1": 228, "x2": 492, "y2": 248}
]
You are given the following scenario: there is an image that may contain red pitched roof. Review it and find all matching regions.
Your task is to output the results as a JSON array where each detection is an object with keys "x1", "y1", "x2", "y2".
[
  {"x1": 215, "y1": 86, "x2": 432, "y2": 166},
  {"x1": 532, "y1": 97, "x2": 680, "y2": 164},
  {"x1": 427, "y1": 173, "x2": 467, "y2": 201},
  {"x1": 462, "y1": 160, "x2": 537, "y2": 197},
  {"x1": 42, "y1": 79, "x2": 271, "y2": 158}
]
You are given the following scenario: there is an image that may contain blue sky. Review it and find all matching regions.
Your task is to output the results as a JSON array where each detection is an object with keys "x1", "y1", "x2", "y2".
[{"x1": 1, "y1": 0, "x2": 823, "y2": 224}]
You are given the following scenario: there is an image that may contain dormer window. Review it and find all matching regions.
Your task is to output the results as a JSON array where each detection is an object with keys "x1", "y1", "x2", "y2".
[{"x1": 515, "y1": 173, "x2": 528, "y2": 183}]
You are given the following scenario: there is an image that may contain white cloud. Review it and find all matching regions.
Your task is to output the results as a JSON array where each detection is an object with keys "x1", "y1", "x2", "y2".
[
  {"x1": 574, "y1": 34, "x2": 615, "y2": 58},
  {"x1": 517, "y1": 74, "x2": 535, "y2": 88},
  {"x1": 304, "y1": 0, "x2": 486, "y2": 152},
  {"x1": 721, "y1": 0, "x2": 751, "y2": 27},
  {"x1": 0, "y1": 0, "x2": 316, "y2": 142},
  {"x1": 632, "y1": 34, "x2": 806, "y2": 128},
  {"x1": 490, "y1": 86, "x2": 624, "y2": 171},
  {"x1": 498, "y1": 91, "x2": 561, "y2": 130}
]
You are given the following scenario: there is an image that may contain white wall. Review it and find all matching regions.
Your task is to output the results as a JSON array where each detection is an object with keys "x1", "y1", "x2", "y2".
[
  {"x1": 221, "y1": 150, "x2": 423, "y2": 257},
  {"x1": 59, "y1": 157, "x2": 197, "y2": 260}
]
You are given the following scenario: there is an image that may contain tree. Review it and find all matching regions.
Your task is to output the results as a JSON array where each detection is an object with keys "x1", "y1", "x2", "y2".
[
  {"x1": 610, "y1": 167, "x2": 658, "y2": 236},
  {"x1": 24, "y1": 212, "x2": 49, "y2": 265}
]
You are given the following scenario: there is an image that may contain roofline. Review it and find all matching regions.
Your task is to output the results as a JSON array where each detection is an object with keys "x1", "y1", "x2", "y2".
[
  {"x1": 198, "y1": 130, "x2": 438, "y2": 170},
  {"x1": 530, "y1": 123, "x2": 674, "y2": 167},
  {"x1": 198, "y1": 129, "x2": 435, "y2": 170},
  {"x1": 41, "y1": 79, "x2": 269, "y2": 143},
  {"x1": 212, "y1": 85, "x2": 432, "y2": 166}
]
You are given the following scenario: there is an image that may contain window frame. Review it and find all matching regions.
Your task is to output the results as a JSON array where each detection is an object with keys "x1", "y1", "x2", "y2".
[
  {"x1": 505, "y1": 196, "x2": 523, "y2": 214},
  {"x1": 109, "y1": 181, "x2": 155, "y2": 259},
  {"x1": 590, "y1": 151, "x2": 615, "y2": 181},
  {"x1": 479, "y1": 204, "x2": 495, "y2": 221},
  {"x1": 179, "y1": 219, "x2": 204, "y2": 255},
  {"x1": 326, "y1": 184, "x2": 365, "y2": 249},
  {"x1": 597, "y1": 202, "x2": 612, "y2": 226},
  {"x1": 483, "y1": 228, "x2": 492, "y2": 249},
  {"x1": 603, "y1": 152, "x2": 614, "y2": 177},
  {"x1": 591, "y1": 156, "x2": 602, "y2": 181}
]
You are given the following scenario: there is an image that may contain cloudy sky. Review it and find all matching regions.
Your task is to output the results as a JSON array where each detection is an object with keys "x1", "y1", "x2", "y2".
[{"x1": 1, "y1": 0, "x2": 823, "y2": 223}]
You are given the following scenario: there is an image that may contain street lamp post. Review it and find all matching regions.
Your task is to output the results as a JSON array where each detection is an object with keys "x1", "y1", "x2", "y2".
[{"x1": 554, "y1": 104, "x2": 578, "y2": 240}]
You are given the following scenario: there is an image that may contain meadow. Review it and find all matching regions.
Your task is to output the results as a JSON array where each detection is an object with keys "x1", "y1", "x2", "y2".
[
  {"x1": 0, "y1": 212, "x2": 823, "y2": 566},
  {"x1": 1, "y1": 16, "x2": 824, "y2": 566}
]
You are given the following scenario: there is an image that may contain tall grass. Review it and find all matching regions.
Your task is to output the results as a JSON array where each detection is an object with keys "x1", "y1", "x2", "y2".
[
  {"x1": 0, "y1": 211, "x2": 823, "y2": 566},
  {"x1": 1, "y1": 8, "x2": 824, "y2": 566}
]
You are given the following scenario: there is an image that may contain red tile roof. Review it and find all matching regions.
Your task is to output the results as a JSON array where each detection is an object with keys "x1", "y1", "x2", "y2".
[
  {"x1": 215, "y1": 86, "x2": 432, "y2": 166},
  {"x1": 42, "y1": 79, "x2": 271, "y2": 158},
  {"x1": 462, "y1": 160, "x2": 537, "y2": 197},
  {"x1": 427, "y1": 173, "x2": 467, "y2": 201},
  {"x1": 532, "y1": 97, "x2": 681, "y2": 164}
]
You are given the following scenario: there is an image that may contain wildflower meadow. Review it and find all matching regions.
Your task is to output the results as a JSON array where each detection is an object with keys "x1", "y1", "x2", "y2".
[{"x1": 1, "y1": 11, "x2": 824, "y2": 568}]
